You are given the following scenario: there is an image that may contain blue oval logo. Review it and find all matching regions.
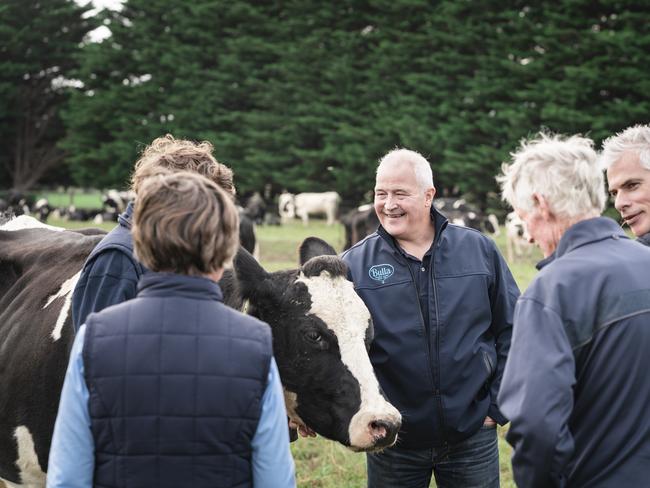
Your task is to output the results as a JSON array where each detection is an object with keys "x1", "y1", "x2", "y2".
[{"x1": 368, "y1": 264, "x2": 394, "y2": 284}]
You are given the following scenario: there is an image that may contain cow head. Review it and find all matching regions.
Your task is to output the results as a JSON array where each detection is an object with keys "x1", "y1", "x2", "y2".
[{"x1": 230, "y1": 237, "x2": 401, "y2": 451}]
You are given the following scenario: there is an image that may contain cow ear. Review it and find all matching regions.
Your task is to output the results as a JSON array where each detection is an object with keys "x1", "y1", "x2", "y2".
[
  {"x1": 299, "y1": 237, "x2": 337, "y2": 265},
  {"x1": 233, "y1": 246, "x2": 271, "y2": 298}
]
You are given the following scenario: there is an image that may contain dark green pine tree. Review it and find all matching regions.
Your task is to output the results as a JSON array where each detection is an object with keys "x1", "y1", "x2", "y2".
[
  {"x1": 0, "y1": 0, "x2": 95, "y2": 190},
  {"x1": 62, "y1": 0, "x2": 289, "y2": 193}
]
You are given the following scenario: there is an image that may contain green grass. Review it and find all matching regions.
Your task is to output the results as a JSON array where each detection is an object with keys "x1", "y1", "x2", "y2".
[
  {"x1": 36, "y1": 190, "x2": 104, "y2": 209},
  {"x1": 56, "y1": 215, "x2": 537, "y2": 488}
]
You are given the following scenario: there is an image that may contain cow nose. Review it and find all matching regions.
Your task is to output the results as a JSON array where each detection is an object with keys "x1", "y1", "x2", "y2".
[{"x1": 369, "y1": 419, "x2": 400, "y2": 448}]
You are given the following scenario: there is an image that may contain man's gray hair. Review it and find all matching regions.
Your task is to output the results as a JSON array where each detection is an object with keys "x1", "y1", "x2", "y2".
[
  {"x1": 498, "y1": 132, "x2": 606, "y2": 218},
  {"x1": 378, "y1": 148, "x2": 434, "y2": 190},
  {"x1": 600, "y1": 124, "x2": 650, "y2": 170}
]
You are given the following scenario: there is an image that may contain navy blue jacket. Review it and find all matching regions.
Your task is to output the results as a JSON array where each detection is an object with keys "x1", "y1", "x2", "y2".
[
  {"x1": 638, "y1": 232, "x2": 650, "y2": 246},
  {"x1": 342, "y1": 208, "x2": 519, "y2": 448},
  {"x1": 72, "y1": 203, "x2": 145, "y2": 331},
  {"x1": 84, "y1": 272, "x2": 272, "y2": 488},
  {"x1": 498, "y1": 217, "x2": 650, "y2": 487}
]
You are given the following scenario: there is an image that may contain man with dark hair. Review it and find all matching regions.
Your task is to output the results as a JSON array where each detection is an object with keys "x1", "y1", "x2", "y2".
[{"x1": 48, "y1": 172, "x2": 296, "y2": 488}]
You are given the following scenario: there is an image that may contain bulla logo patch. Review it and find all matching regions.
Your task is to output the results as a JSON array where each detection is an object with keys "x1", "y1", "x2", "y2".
[{"x1": 368, "y1": 264, "x2": 394, "y2": 284}]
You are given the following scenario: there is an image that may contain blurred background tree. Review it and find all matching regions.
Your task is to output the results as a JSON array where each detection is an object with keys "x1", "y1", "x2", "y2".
[
  {"x1": 0, "y1": 0, "x2": 95, "y2": 190},
  {"x1": 1, "y1": 0, "x2": 648, "y2": 208}
]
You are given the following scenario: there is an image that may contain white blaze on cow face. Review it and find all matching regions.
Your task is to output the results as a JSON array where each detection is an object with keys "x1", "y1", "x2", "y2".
[
  {"x1": 44, "y1": 271, "x2": 81, "y2": 341},
  {"x1": 0, "y1": 426, "x2": 46, "y2": 488},
  {"x1": 296, "y1": 271, "x2": 401, "y2": 450}
]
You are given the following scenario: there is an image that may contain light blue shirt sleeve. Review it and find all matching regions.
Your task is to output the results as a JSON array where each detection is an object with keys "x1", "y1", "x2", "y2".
[
  {"x1": 251, "y1": 357, "x2": 296, "y2": 488},
  {"x1": 46, "y1": 325, "x2": 94, "y2": 488}
]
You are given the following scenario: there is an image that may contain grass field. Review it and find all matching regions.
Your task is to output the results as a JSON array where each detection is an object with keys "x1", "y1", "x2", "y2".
[{"x1": 50, "y1": 216, "x2": 539, "y2": 488}]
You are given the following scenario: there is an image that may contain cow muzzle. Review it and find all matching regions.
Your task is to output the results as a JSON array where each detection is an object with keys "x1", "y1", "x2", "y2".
[{"x1": 347, "y1": 408, "x2": 402, "y2": 452}]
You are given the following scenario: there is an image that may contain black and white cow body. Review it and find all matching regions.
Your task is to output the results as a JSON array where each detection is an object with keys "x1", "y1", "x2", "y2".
[
  {"x1": 0, "y1": 223, "x2": 101, "y2": 488},
  {"x1": 237, "y1": 208, "x2": 258, "y2": 258},
  {"x1": 0, "y1": 218, "x2": 400, "y2": 487},
  {"x1": 434, "y1": 197, "x2": 500, "y2": 236},
  {"x1": 342, "y1": 204, "x2": 379, "y2": 250},
  {"x1": 505, "y1": 211, "x2": 533, "y2": 262}
]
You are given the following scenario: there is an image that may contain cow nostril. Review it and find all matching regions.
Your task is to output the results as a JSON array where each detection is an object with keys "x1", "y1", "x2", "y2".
[{"x1": 369, "y1": 420, "x2": 388, "y2": 439}]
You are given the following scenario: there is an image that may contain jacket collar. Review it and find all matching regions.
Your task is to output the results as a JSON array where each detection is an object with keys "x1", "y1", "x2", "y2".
[
  {"x1": 118, "y1": 201, "x2": 135, "y2": 229},
  {"x1": 137, "y1": 272, "x2": 223, "y2": 301},
  {"x1": 537, "y1": 217, "x2": 628, "y2": 269},
  {"x1": 377, "y1": 206, "x2": 448, "y2": 254},
  {"x1": 637, "y1": 232, "x2": 650, "y2": 247}
]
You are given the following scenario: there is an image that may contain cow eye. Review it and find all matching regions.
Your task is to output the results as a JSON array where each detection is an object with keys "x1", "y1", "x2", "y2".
[{"x1": 305, "y1": 330, "x2": 322, "y2": 343}]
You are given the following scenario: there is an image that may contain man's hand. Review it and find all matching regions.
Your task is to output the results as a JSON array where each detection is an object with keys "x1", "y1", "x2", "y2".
[{"x1": 289, "y1": 419, "x2": 317, "y2": 438}]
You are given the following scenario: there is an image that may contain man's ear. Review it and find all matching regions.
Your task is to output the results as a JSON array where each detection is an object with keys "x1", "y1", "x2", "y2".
[
  {"x1": 425, "y1": 187, "x2": 436, "y2": 207},
  {"x1": 532, "y1": 193, "x2": 553, "y2": 220}
]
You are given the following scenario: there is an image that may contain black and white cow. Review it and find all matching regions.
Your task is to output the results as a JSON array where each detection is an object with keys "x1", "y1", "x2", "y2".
[
  {"x1": 433, "y1": 197, "x2": 500, "y2": 236},
  {"x1": 0, "y1": 217, "x2": 400, "y2": 487},
  {"x1": 341, "y1": 204, "x2": 379, "y2": 250},
  {"x1": 505, "y1": 211, "x2": 533, "y2": 262}
]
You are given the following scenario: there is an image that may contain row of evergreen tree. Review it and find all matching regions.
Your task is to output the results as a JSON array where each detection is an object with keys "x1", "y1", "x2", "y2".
[{"x1": 1, "y1": 0, "x2": 648, "y2": 208}]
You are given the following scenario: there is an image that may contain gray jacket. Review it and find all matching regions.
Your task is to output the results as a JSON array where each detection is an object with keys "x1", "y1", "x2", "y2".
[{"x1": 498, "y1": 217, "x2": 650, "y2": 487}]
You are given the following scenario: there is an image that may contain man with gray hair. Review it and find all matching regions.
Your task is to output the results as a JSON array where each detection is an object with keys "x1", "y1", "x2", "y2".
[
  {"x1": 342, "y1": 148, "x2": 519, "y2": 487},
  {"x1": 602, "y1": 124, "x2": 650, "y2": 246},
  {"x1": 497, "y1": 133, "x2": 650, "y2": 487}
]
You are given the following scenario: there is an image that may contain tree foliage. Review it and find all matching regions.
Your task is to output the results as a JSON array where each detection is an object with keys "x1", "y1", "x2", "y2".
[
  {"x1": 0, "y1": 0, "x2": 94, "y2": 190},
  {"x1": 2, "y1": 0, "x2": 649, "y2": 204}
]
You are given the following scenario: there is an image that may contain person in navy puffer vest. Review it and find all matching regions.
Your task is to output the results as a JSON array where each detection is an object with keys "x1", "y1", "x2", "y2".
[{"x1": 48, "y1": 172, "x2": 296, "y2": 488}]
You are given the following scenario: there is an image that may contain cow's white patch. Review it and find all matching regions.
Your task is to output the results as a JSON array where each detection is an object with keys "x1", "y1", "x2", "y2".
[
  {"x1": 452, "y1": 217, "x2": 466, "y2": 226},
  {"x1": 296, "y1": 272, "x2": 401, "y2": 450},
  {"x1": 505, "y1": 211, "x2": 533, "y2": 262},
  {"x1": 0, "y1": 215, "x2": 64, "y2": 232},
  {"x1": 44, "y1": 271, "x2": 81, "y2": 341},
  {"x1": 279, "y1": 192, "x2": 340, "y2": 225},
  {"x1": 0, "y1": 426, "x2": 46, "y2": 488}
]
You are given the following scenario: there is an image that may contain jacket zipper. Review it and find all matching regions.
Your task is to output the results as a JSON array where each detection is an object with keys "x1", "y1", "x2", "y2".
[{"x1": 430, "y1": 241, "x2": 447, "y2": 434}]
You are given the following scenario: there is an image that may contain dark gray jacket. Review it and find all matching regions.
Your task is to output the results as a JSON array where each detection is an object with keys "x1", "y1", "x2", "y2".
[
  {"x1": 498, "y1": 217, "x2": 650, "y2": 487},
  {"x1": 342, "y1": 208, "x2": 519, "y2": 448}
]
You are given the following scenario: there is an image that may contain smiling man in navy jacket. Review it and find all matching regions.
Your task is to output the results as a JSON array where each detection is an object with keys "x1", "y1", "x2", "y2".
[{"x1": 342, "y1": 149, "x2": 519, "y2": 488}]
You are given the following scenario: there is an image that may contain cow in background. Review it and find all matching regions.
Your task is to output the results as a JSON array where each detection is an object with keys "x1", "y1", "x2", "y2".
[
  {"x1": 278, "y1": 191, "x2": 341, "y2": 226},
  {"x1": 342, "y1": 204, "x2": 379, "y2": 250},
  {"x1": 0, "y1": 217, "x2": 401, "y2": 487},
  {"x1": 244, "y1": 191, "x2": 267, "y2": 225},
  {"x1": 505, "y1": 211, "x2": 533, "y2": 262},
  {"x1": 237, "y1": 207, "x2": 259, "y2": 259},
  {"x1": 434, "y1": 197, "x2": 501, "y2": 236},
  {"x1": 33, "y1": 199, "x2": 53, "y2": 223}
]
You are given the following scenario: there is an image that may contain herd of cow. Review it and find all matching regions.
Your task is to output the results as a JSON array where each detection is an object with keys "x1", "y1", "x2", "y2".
[{"x1": 0, "y1": 190, "x2": 534, "y2": 487}]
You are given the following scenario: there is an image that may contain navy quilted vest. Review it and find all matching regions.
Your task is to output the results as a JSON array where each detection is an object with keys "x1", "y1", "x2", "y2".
[{"x1": 83, "y1": 272, "x2": 272, "y2": 488}]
